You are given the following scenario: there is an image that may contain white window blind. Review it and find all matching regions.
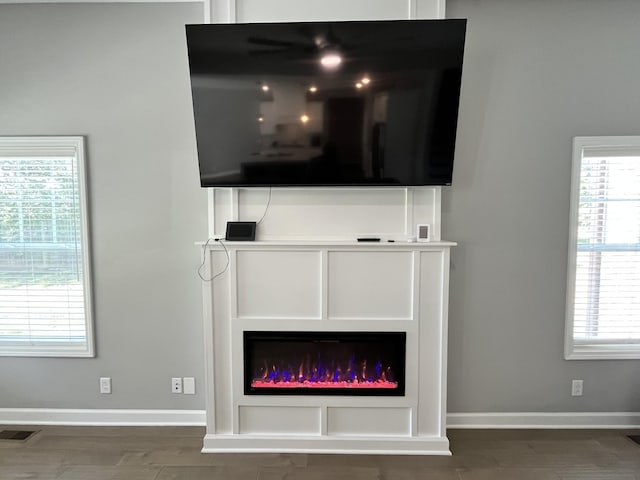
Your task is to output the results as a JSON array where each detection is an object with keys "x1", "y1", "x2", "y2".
[
  {"x1": 0, "y1": 137, "x2": 93, "y2": 357},
  {"x1": 566, "y1": 136, "x2": 640, "y2": 359}
]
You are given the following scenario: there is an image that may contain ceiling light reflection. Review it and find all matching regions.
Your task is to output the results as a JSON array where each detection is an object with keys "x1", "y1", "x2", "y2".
[{"x1": 320, "y1": 52, "x2": 342, "y2": 70}]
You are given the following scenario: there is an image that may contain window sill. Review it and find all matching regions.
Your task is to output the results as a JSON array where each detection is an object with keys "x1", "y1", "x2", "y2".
[
  {"x1": 0, "y1": 345, "x2": 94, "y2": 358},
  {"x1": 565, "y1": 343, "x2": 640, "y2": 360}
]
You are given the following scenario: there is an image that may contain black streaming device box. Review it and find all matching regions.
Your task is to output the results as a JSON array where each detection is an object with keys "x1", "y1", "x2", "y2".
[{"x1": 225, "y1": 221, "x2": 256, "y2": 241}]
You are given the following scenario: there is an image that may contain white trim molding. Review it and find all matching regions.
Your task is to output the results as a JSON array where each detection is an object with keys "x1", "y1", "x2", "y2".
[
  {"x1": 447, "y1": 412, "x2": 640, "y2": 429},
  {"x1": 2, "y1": 409, "x2": 638, "y2": 429},
  {"x1": 565, "y1": 136, "x2": 640, "y2": 360},
  {"x1": 0, "y1": 136, "x2": 95, "y2": 358},
  {"x1": 0, "y1": 408, "x2": 206, "y2": 426}
]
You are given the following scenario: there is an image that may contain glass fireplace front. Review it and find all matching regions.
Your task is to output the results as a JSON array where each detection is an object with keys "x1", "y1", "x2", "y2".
[{"x1": 243, "y1": 331, "x2": 406, "y2": 396}]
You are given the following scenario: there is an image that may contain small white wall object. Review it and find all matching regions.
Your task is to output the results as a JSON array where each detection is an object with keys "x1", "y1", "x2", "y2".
[{"x1": 416, "y1": 224, "x2": 431, "y2": 242}]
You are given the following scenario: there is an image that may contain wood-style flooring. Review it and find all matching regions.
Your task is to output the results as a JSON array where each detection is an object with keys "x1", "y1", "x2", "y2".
[{"x1": 0, "y1": 425, "x2": 639, "y2": 479}]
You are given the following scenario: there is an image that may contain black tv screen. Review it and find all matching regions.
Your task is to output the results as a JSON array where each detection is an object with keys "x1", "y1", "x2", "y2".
[{"x1": 186, "y1": 19, "x2": 466, "y2": 187}]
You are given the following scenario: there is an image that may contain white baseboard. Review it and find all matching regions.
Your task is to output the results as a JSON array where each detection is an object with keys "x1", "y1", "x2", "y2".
[
  {"x1": 0, "y1": 408, "x2": 206, "y2": 426},
  {"x1": 2, "y1": 409, "x2": 638, "y2": 429},
  {"x1": 447, "y1": 412, "x2": 640, "y2": 429}
]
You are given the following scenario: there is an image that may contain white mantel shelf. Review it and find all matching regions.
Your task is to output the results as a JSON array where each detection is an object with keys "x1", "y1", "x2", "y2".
[{"x1": 199, "y1": 240, "x2": 457, "y2": 248}]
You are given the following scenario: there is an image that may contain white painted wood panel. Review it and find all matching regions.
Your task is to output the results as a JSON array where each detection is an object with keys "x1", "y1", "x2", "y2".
[
  {"x1": 235, "y1": 250, "x2": 321, "y2": 319},
  {"x1": 201, "y1": 0, "x2": 451, "y2": 454},
  {"x1": 209, "y1": 249, "x2": 234, "y2": 434},
  {"x1": 416, "y1": 0, "x2": 446, "y2": 20},
  {"x1": 327, "y1": 407, "x2": 411, "y2": 436},
  {"x1": 213, "y1": 187, "x2": 441, "y2": 242},
  {"x1": 239, "y1": 406, "x2": 321, "y2": 435},
  {"x1": 327, "y1": 251, "x2": 413, "y2": 320},
  {"x1": 413, "y1": 187, "x2": 440, "y2": 241},
  {"x1": 208, "y1": 0, "x2": 445, "y2": 23},
  {"x1": 236, "y1": 188, "x2": 410, "y2": 241},
  {"x1": 204, "y1": 242, "x2": 453, "y2": 453},
  {"x1": 236, "y1": 0, "x2": 411, "y2": 22},
  {"x1": 205, "y1": 0, "x2": 447, "y2": 242},
  {"x1": 417, "y1": 250, "x2": 446, "y2": 436}
]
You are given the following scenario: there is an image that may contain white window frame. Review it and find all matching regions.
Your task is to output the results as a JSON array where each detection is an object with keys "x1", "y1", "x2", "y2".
[
  {"x1": 565, "y1": 136, "x2": 640, "y2": 360},
  {"x1": 0, "y1": 136, "x2": 94, "y2": 357}
]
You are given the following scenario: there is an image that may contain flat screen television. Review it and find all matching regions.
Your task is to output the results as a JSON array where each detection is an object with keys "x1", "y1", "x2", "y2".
[{"x1": 186, "y1": 19, "x2": 466, "y2": 187}]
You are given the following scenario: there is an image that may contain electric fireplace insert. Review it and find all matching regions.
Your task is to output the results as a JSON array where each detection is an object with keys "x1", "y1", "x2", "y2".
[{"x1": 243, "y1": 331, "x2": 406, "y2": 396}]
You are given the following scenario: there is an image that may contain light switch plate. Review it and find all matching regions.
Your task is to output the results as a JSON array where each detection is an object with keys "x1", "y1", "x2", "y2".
[{"x1": 183, "y1": 377, "x2": 195, "y2": 395}]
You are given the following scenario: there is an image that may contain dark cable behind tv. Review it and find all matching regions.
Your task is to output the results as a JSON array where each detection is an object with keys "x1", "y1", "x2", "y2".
[{"x1": 186, "y1": 19, "x2": 466, "y2": 187}]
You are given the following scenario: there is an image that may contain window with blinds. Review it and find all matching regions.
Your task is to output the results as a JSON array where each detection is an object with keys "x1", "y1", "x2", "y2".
[
  {"x1": 566, "y1": 136, "x2": 640, "y2": 359},
  {"x1": 0, "y1": 137, "x2": 93, "y2": 357}
]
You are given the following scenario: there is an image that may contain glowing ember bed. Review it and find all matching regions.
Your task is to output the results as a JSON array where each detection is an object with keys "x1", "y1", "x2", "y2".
[{"x1": 243, "y1": 331, "x2": 406, "y2": 396}]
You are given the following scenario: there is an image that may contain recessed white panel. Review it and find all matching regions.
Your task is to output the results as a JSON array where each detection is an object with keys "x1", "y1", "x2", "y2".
[
  {"x1": 328, "y1": 251, "x2": 413, "y2": 319},
  {"x1": 237, "y1": 0, "x2": 410, "y2": 22},
  {"x1": 327, "y1": 407, "x2": 411, "y2": 436},
  {"x1": 416, "y1": 0, "x2": 444, "y2": 19},
  {"x1": 239, "y1": 406, "x2": 321, "y2": 435},
  {"x1": 235, "y1": 188, "x2": 407, "y2": 240},
  {"x1": 236, "y1": 250, "x2": 321, "y2": 318},
  {"x1": 413, "y1": 187, "x2": 439, "y2": 241},
  {"x1": 418, "y1": 250, "x2": 445, "y2": 436}
]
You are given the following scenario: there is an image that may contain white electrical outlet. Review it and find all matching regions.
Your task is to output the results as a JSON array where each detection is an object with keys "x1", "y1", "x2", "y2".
[
  {"x1": 571, "y1": 379, "x2": 583, "y2": 396},
  {"x1": 183, "y1": 377, "x2": 195, "y2": 395},
  {"x1": 171, "y1": 377, "x2": 183, "y2": 394},
  {"x1": 100, "y1": 377, "x2": 111, "y2": 394}
]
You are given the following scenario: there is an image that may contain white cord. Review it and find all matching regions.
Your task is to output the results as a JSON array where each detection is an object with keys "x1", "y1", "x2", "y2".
[
  {"x1": 199, "y1": 188, "x2": 269, "y2": 281},
  {"x1": 198, "y1": 238, "x2": 229, "y2": 282},
  {"x1": 256, "y1": 187, "x2": 272, "y2": 225}
]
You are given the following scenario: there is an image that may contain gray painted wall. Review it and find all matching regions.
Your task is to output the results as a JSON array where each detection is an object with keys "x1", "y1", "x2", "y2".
[
  {"x1": 1, "y1": 0, "x2": 639, "y2": 415},
  {"x1": 0, "y1": 3, "x2": 207, "y2": 409},
  {"x1": 444, "y1": 0, "x2": 640, "y2": 412}
]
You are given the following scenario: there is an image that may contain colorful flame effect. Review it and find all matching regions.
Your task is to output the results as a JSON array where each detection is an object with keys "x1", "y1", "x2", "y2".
[{"x1": 251, "y1": 355, "x2": 398, "y2": 390}]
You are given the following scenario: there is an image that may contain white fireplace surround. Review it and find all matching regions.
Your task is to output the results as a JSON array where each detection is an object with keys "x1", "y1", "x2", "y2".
[
  {"x1": 201, "y1": 186, "x2": 454, "y2": 454},
  {"x1": 193, "y1": 0, "x2": 457, "y2": 455}
]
